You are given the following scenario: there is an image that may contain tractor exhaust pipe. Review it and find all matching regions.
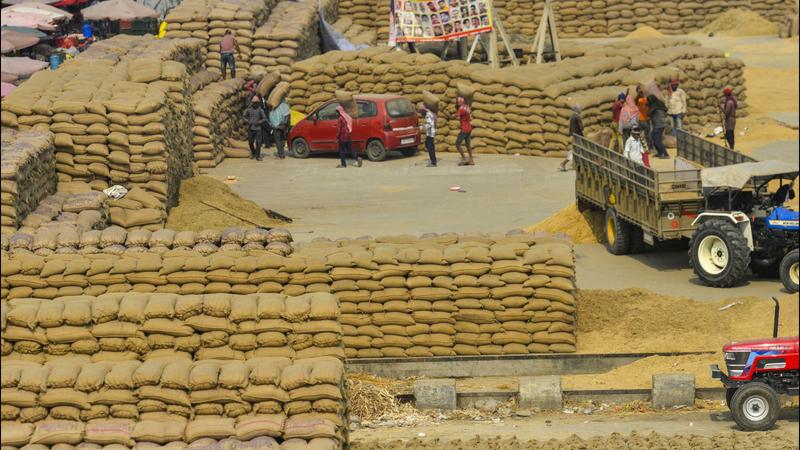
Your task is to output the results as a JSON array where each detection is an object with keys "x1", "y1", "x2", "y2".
[{"x1": 771, "y1": 296, "x2": 780, "y2": 338}]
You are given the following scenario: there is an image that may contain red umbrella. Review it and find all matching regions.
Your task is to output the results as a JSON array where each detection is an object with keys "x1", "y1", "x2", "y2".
[
  {"x1": 1, "y1": 82, "x2": 18, "y2": 97},
  {"x1": 1, "y1": 29, "x2": 41, "y2": 53}
]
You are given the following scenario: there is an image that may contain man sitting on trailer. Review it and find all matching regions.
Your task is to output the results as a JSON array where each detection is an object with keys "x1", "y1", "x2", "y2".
[{"x1": 623, "y1": 126, "x2": 650, "y2": 168}]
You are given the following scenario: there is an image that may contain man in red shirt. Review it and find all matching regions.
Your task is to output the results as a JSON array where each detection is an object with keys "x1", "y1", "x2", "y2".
[
  {"x1": 219, "y1": 30, "x2": 241, "y2": 79},
  {"x1": 611, "y1": 92, "x2": 625, "y2": 151},
  {"x1": 336, "y1": 105, "x2": 362, "y2": 168},
  {"x1": 455, "y1": 97, "x2": 474, "y2": 166}
]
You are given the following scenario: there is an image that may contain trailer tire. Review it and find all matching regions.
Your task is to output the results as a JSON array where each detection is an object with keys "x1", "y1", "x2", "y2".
[
  {"x1": 604, "y1": 208, "x2": 631, "y2": 255},
  {"x1": 629, "y1": 224, "x2": 646, "y2": 254},
  {"x1": 729, "y1": 382, "x2": 780, "y2": 431},
  {"x1": 779, "y1": 249, "x2": 799, "y2": 293},
  {"x1": 689, "y1": 219, "x2": 750, "y2": 287}
]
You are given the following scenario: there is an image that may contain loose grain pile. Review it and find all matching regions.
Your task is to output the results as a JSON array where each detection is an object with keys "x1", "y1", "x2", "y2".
[
  {"x1": 166, "y1": 176, "x2": 287, "y2": 231},
  {"x1": 288, "y1": 39, "x2": 746, "y2": 157},
  {"x1": 0, "y1": 129, "x2": 56, "y2": 234},
  {"x1": 702, "y1": 8, "x2": 780, "y2": 36},
  {"x1": 1, "y1": 225, "x2": 292, "y2": 261},
  {"x1": 250, "y1": 0, "x2": 339, "y2": 79},
  {"x1": 524, "y1": 204, "x2": 602, "y2": 244}
]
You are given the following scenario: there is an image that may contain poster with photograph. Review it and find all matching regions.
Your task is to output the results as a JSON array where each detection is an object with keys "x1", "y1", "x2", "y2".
[{"x1": 389, "y1": 0, "x2": 493, "y2": 44}]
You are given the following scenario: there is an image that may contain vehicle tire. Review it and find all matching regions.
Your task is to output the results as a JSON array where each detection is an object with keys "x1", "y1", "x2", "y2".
[
  {"x1": 604, "y1": 208, "x2": 631, "y2": 255},
  {"x1": 750, "y1": 257, "x2": 780, "y2": 279},
  {"x1": 729, "y1": 382, "x2": 780, "y2": 431},
  {"x1": 629, "y1": 224, "x2": 646, "y2": 254},
  {"x1": 291, "y1": 138, "x2": 310, "y2": 159},
  {"x1": 366, "y1": 139, "x2": 387, "y2": 162},
  {"x1": 688, "y1": 219, "x2": 750, "y2": 288},
  {"x1": 779, "y1": 249, "x2": 799, "y2": 293},
  {"x1": 401, "y1": 147, "x2": 418, "y2": 157},
  {"x1": 725, "y1": 387, "x2": 737, "y2": 407}
]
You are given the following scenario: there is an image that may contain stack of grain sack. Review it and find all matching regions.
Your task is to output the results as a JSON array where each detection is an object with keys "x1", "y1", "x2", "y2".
[
  {"x1": 287, "y1": 39, "x2": 746, "y2": 157},
  {"x1": 0, "y1": 292, "x2": 347, "y2": 448},
  {"x1": 292, "y1": 233, "x2": 577, "y2": 357},
  {"x1": 19, "y1": 187, "x2": 107, "y2": 238},
  {"x1": 0, "y1": 129, "x2": 56, "y2": 235},
  {"x1": 205, "y1": 0, "x2": 274, "y2": 77},
  {"x1": 191, "y1": 78, "x2": 248, "y2": 168},
  {"x1": 0, "y1": 225, "x2": 293, "y2": 263},
  {"x1": 332, "y1": 16, "x2": 378, "y2": 46},
  {"x1": 334, "y1": 0, "x2": 390, "y2": 42},
  {"x1": 163, "y1": 0, "x2": 216, "y2": 39},
  {"x1": 250, "y1": 0, "x2": 339, "y2": 79},
  {"x1": 0, "y1": 36, "x2": 203, "y2": 228}
]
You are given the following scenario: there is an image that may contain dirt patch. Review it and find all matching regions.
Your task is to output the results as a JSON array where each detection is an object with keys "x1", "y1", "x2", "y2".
[
  {"x1": 735, "y1": 116, "x2": 799, "y2": 154},
  {"x1": 702, "y1": 9, "x2": 779, "y2": 36},
  {"x1": 744, "y1": 67, "x2": 800, "y2": 116},
  {"x1": 624, "y1": 26, "x2": 666, "y2": 39},
  {"x1": 576, "y1": 289, "x2": 800, "y2": 354},
  {"x1": 524, "y1": 204, "x2": 603, "y2": 244},
  {"x1": 351, "y1": 430, "x2": 798, "y2": 449},
  {"x1": 166, "y1": 175, "x2": 285, "y2": 231}
]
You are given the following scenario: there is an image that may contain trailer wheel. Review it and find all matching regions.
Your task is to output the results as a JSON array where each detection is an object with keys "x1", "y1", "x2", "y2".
[
  {"x1": 729, "y1": 382, "x2": 780, "y2": 431},
  {"x1": 604, "y1": 208, "x2": 631, "y2": 255},
  {"x1": 629, "y1": 224, "x2": 646, "y2": 254},
  {"x1": 780, "y1": 249, "x2": 799, "y2": 293},
  {"x1": 689, "y1": 219, "x2": 750, "y2": 287}
]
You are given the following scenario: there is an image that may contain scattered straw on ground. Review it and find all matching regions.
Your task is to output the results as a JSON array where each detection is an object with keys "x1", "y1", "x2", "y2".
[
  {"x1": 624, "y1": 26, "x2": 665, "y2": 39},
  {"x1": 576, "y1": 288, "x2": 799, "y2": 354},
  {"x1": 346, "y1": 373, "x2": 415, "y2": 421},
  {"x1": 166, "y1": 175, "x2": 285, "y2": 231},
  {"x1": 524, "y1": 204, "x2": 603, "y2": 244},
  {"x1": 701, "y1": 9, "x2": 779, "y2": 36}
]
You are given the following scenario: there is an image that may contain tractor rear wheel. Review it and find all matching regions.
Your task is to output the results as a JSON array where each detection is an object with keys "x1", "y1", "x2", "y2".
[
  {"x1": 604, "y1": 208, "x2": 631, "y2": 255},
  {"x1": 729, "y1": 382, "x2": 780, "y2": 431},
  {"x1": 780, "y1": 249, "x2": 799, "y2": 293},
  {"x1": 689, "y1": 219, "x2": 750, "y2": 288}
]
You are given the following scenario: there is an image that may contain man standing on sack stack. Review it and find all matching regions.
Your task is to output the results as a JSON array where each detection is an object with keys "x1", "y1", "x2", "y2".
[{"x1": 220, "y1": 30, "x2": 241, "y2": 80}]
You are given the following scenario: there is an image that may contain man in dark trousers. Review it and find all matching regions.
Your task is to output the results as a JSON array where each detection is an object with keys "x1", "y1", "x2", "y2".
[
  {"x1": 559, "y1": 104, "x2": 584, "y2": 172},
  {"x1": 336, "y1": 105, "x2": 361, "y2": 168},
  {"x1": 244, "y1": 96, "x2": 267, "y2": 160},
  {"x1": 722, "y1": 87, "x2": 738, "y2": 149},
  {"x1": 219, "y1": 30, "x2": 241, "y2": 79}
]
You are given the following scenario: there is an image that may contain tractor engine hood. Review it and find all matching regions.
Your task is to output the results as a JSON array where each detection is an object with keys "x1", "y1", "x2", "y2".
[{"x1": 723, "y1": 336, "x2": 799, "y2": 353}]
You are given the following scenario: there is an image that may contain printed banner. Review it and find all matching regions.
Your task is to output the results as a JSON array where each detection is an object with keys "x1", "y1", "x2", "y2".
[{"x1": 389, "y1": 0, "x2": 493, "y2": 44}]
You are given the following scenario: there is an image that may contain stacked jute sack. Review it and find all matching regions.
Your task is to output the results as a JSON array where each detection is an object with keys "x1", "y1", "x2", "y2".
[
  {"x1": 205, "y1": 0, "x2": 275, "y2": 77},
  {"x1": 250, "y1": 0, "x2": 339, "y2": 79},
  {"x1": 163, "y1": 0, "x2": 216, "y2": 40},
  {"x1": 18, "y1": 188, "x2": 107, "y2": 236},
  {"x1": 331, "y1": 16, "x2": 378, "y2": 47},
  {"x1": 0, "y1": 225, "x2": 293, "y2": 260},
  {"x1": 80, "y1": 34, "x2": 207, "y2": 76},
  {"x1": 334, "y1": 0, "x2": 390, "y2": 42},
  {"x1": 0, "y1": 292, "x2": 343, "y2": 362},
  {"x1": 290, "y1": 232, "x2": 577, "y2": 357},
  {"x1": 287, "y1": 39, "x2": 745, "y2": 157},
  {"x1": 191, "y1": 78, "x2": 248, "y2": 168},
  {"x1": 0, "y1": 36, "x2": 202, "y2": 220},
  {"x1": 0, "y1": 128, "x2": 56, "y2": 234}
]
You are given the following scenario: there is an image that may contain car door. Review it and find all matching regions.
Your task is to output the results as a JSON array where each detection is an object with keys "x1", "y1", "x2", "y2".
[
  {"x1": 352, "y1": 100, "x2": 378, "y2": 152},
  {"x1": 308, "y1": 101, "x2": 340, "y2": 152}
]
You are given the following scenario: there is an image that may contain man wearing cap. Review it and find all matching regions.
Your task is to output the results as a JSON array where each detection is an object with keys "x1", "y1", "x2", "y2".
[
  {"x1": 722, "y1": 87, "x2": 738, "y2": 149},
  {"x1": 244, "y1": 96, "x2": 267, "y2": 161},
  {"x1": 624, "y1": 126, "x2": 649, "y2": 168},
  {"x1": 667, "y1": 78, "x2": 687, "y2": 136}
]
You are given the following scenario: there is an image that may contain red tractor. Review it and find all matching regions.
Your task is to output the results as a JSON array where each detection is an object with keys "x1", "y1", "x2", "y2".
[{"x1": 711, "y1": 298, "x2": 799, "y2": 431}]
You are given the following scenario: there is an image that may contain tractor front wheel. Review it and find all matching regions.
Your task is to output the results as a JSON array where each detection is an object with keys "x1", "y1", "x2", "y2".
[
  {"x1": 729, "y1": 382, "x2": 780, "y2": 431},
  {"x1": 780, "y1": 249, "x2": 799, "y2": 293},
  {"x1": 689, "y1": 219, "x2": 750, "y2": 288}
]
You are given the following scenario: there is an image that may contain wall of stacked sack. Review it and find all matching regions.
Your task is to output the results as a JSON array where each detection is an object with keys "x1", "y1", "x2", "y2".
[
  {"x1": 286, "y1": 39, "x2": 745, "y2": 157},
  {"x1": 1, "y1": 129, "x2": 57, "y2": 234},
  {"x1": 191, "y1": 76, "x2": 248, "y2": 168},
  {"x1": 0, "y1": 292, "x2": 347, "y2": 448},
  {"x1": 1, "y1": 231, "x2": 576, "y2": 356},
  {"x1": 336, "y1": 0, "x2": 798, "y2": 42},
  {"x1": 164, "y1": 0, "x2": 276, "y2": 78},
  {"x1": 249, "y1": 0, "x2": 339, "y2": 79},
  {"x1": 0, "y1": 36, "x2": 205, "y2": 229}
]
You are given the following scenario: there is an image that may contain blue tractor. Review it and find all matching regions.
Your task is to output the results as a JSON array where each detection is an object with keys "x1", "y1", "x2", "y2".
[{"x1": 688, "y1": 161, "x2": 799, "y2": 292}]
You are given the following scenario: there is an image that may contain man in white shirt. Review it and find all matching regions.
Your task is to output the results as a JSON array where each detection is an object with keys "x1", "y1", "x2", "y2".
[
  {"x1": 624, "y1": 126, "x2": 649, "y2": 167},
  {"x1": 667, "y1": 78, "x2": 688, "y2": 136}
]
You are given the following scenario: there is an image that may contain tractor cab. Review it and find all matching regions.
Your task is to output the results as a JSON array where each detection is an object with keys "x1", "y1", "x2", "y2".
[{"x1": 688, "y1": 161, "x2": 799, "y2": 291}]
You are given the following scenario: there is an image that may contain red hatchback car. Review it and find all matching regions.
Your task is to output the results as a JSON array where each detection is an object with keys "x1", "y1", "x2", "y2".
[{"x1": 288, "y1": 94, "x2": 421, "y2": 161}]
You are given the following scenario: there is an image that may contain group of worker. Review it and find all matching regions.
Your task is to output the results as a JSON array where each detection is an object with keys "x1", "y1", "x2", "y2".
[
  {"x1": 561, "y1": 79, "x2": 739, "y2": 170},
  {"x1": 242, "y1": 83, "x2": 291, "y2": 161}
]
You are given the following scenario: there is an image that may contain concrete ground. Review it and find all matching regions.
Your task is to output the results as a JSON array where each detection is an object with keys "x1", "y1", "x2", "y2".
[
  {"x1": 208, "y1": 152, "x2": 573, "y2": 239},
  {"x1": 350, "y1": 410, "x2": 800, "y2": 445}
]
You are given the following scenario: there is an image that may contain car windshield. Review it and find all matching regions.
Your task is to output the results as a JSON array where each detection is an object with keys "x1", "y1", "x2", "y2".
[{"x1": 386, "y1": 98, "x2": 415, "y2": 118}]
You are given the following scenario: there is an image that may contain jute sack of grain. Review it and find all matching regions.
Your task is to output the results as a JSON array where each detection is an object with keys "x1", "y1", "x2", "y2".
[
  {"x1": 334, "y1": 89, "x2": 353, "y2": 106},
  {"x1": 422, "y1": 90, "x2": 439, "y2": 112},
  {"x1": 457, "y1": 82, "x2": 476, "y2": 101},
  {"x1": 268, "y1": 82, "x2": 290, "y2": 108},
  {"x1": 257, "y1": 71, "x2": 282, "y2": 98}
]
